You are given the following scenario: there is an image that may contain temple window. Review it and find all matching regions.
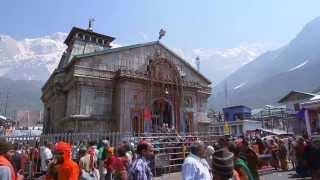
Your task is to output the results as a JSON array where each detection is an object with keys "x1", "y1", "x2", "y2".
[
  {"x1": 78, "y1": 33, "x2": 83, "y2": 39},
  {"x1": 93, "y1": 90, "x2": 107, "y2": 115},
  {"x1": 85, "y1": 35, "x2": 90, "y2": 41},
  {"x1": 92, "y1": 37, "x2": 97, "y2": 43}
]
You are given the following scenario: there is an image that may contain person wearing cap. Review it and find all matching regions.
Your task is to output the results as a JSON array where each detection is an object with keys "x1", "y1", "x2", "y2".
[
  {"x1": 182, "y1": 140, "x2": 211, "y2": 180},
  {"x1": 0, "y1": 140, "x2": 24, "y2": 180},
  {"x1": 128, "y1": 141, "x2": 154, "y2": 180},
  {"x1": 205, "y1": 145, "x2": 215, "y2": 170},
  {"x1": 212, "y1": 148, "x2": 239, "y2": 180},
  {"x1": 46, "y1": 141, "x2": 79, "y2": 180}
]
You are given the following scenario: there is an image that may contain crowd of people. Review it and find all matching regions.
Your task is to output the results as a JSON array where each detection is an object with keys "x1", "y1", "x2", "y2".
[
  {"x1": 0, "y1": 134, "x2": 319, "y2": 180},
  {"x1": 181, "y1": 135, "x2": 320, "y2": 180},
  {"x1": 0, "y1": 138, "x2": 155, "y2": 180}
]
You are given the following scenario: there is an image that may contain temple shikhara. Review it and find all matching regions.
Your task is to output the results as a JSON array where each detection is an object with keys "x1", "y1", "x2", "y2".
[{"x1": 41, "y1": 25, "x2": 212, "y2": 133}]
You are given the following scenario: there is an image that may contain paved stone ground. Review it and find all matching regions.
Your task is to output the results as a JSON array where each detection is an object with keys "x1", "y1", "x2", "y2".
[
  {"x1": 154, "y1": 172, "x2": 181, "y2": 180},
  {"x1": 260, "y1": 170, "x2": 312, "y2": 180},
  {"x1": 155, "y1": 170, "x2": 312, "y2": 180}
]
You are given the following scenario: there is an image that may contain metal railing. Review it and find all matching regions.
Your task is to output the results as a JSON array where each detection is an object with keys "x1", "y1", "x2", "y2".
[{"x1": 1, "y1": 131, "x2": 223, "y2": 178}]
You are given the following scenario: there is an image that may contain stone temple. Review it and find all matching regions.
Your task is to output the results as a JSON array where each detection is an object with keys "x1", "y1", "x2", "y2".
[{"x1": 41, "y1": 26, "x2": 212, "y2": 134}]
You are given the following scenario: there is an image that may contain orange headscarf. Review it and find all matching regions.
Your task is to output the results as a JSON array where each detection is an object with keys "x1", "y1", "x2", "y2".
[
  {"x1": 54, "y1": 141, "x2": 72, "y2": 160},
  {"x1": 54, "y1": 141, "x2": 79, "y2": 180}
]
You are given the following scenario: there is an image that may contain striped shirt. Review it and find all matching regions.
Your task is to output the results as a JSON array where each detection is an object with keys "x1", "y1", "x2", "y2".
[{"x1": 128, "y1": 156, "x2": 153, "y2": 180}]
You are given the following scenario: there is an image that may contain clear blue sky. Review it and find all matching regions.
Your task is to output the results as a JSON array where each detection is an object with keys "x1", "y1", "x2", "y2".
[{"x1": 1, "y1": 0, "x2": 320, "y2": 49}]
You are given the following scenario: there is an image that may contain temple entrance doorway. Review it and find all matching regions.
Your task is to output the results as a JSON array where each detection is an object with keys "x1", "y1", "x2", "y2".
[{"x1": 152, "y1": 98, "x2": 174, "y2": 131}]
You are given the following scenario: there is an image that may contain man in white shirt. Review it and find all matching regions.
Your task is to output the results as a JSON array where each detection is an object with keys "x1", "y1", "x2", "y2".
[
  {"x1": 182, "y1": 140, "x2": 212, "y2": 180},
  {"x1": 40, "y1": 141, "x2": 53, "y2": 173}
]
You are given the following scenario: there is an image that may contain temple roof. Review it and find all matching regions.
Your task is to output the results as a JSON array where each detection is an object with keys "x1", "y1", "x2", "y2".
[
  {"x1": 64, "y1": 27, "x2": 115, "y2": 46},
  {"x1": 71, "y1": 41, "x2": 212, "y2": 84}
]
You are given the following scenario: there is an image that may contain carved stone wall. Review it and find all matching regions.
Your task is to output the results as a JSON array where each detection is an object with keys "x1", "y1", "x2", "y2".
[
  {"x1": 42, "y1": 42, "x2": 211, "y2": 133},
  {"x1": 66, "y1": 87, "x2": 78, "y2": 116},
  {"x1": 76, "y1": 43, "x2": 209, "y2": 86}
]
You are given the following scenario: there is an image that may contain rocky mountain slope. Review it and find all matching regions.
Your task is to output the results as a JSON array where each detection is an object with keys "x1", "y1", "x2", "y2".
[{"x1": 211, "y1": 17, "x2": 320, "y2": 110}]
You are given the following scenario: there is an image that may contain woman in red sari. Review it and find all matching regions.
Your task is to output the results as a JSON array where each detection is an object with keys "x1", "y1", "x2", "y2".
[{"x1": 112, "y1": 146, "x2": 129, "y2": 180}]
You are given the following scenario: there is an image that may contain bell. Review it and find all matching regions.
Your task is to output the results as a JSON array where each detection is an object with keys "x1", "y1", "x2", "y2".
[{"x1": 165, "y1": 88, "x2": 169, "y2": 95}]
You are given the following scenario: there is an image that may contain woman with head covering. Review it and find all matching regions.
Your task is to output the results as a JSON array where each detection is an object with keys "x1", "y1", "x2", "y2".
[
  {"x1": 111, "y1": 146, "x2": 129, "y2": 180},
  {"x1": 239, "y1": 139, "x2": 260, "y2": 180},
  {"x1": 229, "y1": 143, "x2": 254, "y2": 180},
  {"x1": 46, "y1": 141, "x2": 79, "y2": 180}
]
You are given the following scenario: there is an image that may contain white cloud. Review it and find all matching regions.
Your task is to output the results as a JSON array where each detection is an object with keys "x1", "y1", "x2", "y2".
[
  {"x1": 172, "y1": 48, "x2": 188, "y2": 59},
  {"x1": 138, "y1": 31, "x2": 149, "y2": 41},
  {"x1": 111, "y1": 42, "x2": 122, "y2": 48},
  {"x1": 0, "y1": 32, "x2": 125, "y2": 81},
  {"x1": 0, "y1": 30, "x2": 278, "y2": 84},
  {"x1": 172, "y1": 43, "x2": 279, "y2": 84}
]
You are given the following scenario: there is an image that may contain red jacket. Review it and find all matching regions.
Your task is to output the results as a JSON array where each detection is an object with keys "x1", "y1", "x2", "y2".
[{"x1": 105, "y1": 155, "x2": 116, "y2": 171}]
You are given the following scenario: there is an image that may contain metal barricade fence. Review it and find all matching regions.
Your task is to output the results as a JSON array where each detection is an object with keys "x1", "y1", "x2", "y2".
[{"x1": 0, "y1": 131, "x2": 223, "y2": 178}]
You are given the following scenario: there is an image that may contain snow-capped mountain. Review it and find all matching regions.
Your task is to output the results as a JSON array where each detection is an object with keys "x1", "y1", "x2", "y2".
[
  {"x1": 0, "y1": 31, "x2": 274, "y2": 116},
  {"x1": 0, "y1": 32, "x2": 67, "y2": 81},
  {"x1": 173, "y1": 43, "x2": 277, "y2": 85},
  {"x1": 0, "y1": 31, "x2": 273, "y2": 84},
  {"x1": 212, "y1": 16, "x2": 320, "y2": 109}
]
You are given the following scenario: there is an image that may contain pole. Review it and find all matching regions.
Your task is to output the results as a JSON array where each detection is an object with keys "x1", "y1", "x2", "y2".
[
  {"x1": 27, "y1": 111, "x2": 29, "y2": 128},
  {"x1": 304, "y1": 109, "x2": 312, "y2": 137},
  {"x1": 4, "y1": 91, "x2": 9, "y2": 117}
]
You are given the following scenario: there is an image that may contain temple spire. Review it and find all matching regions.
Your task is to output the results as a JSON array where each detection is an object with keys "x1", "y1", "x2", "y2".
[
  {"x1": 196, "y1": 56, "x2": 200, "y2": 71},
  {"x1": 88, "y1": 17, "x2": 95, "y2": 31}
]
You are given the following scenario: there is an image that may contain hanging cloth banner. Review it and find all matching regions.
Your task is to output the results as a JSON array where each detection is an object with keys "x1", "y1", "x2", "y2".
[
  {"x1": 224, "y1": 121, "x2": 230, "y2": 135},
  {"x1": 144, "y1": 107, "x2": 152, "y2": 121}
]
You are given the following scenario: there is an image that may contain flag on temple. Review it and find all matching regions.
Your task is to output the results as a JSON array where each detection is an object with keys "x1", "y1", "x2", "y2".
[{"x1": 143, "y1": 107, "x2": 152, "y2": 121}]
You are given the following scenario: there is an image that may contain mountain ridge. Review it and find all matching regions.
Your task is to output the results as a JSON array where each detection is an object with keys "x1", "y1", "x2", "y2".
[
  {"x1": 211, "y1": 16, "x2": 320, "y2": 110},
  {"x1": 0, "y1": 32, "x2": 67, "y2": 81}
]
